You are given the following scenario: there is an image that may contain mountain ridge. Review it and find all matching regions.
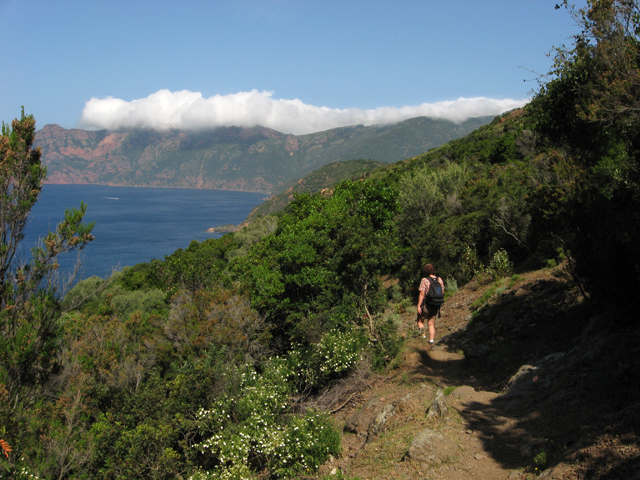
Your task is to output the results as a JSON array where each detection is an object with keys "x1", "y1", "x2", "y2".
[{"x1": 35, "y1": 116, "x2": 493, "y2": 194}]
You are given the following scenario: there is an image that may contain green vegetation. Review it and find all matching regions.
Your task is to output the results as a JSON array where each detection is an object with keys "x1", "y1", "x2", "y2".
[
  {"x1": 528, "y1": 0, "x2": 640, "y2": 303},
  {"x1": 0, "y1": 109, "x2": 94, "y2": 479},
  {"x1": 246, "y1": 158, "x2": 388, "y2": 221},
  {"x1": 443, "y1": 386, "x2": 457, "y2": 396},
  {"x1": 2, "y1": 2, "x2": 640, "y2": 477}
]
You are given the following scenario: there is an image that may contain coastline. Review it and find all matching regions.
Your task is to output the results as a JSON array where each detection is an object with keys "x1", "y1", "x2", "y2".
[{"x1": 44, "y1": 180, "x2": 273, "y2": 197}]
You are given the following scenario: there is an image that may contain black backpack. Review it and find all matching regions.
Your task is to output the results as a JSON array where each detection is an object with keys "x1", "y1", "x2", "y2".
[{"x1": 423, "y1": 276, "x2": 444, "y2": 308}]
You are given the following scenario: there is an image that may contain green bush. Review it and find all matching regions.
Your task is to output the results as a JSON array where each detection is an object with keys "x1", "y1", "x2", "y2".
[
  {"x1": 488, "y1": 248, "x2": 513, "y2": 279},
  {"x1": 388, "y1": 283, "x2": 403, "y2": 302},
  {"x1": 371, "y1": 315, "x2": 403, "y2": 371},
  {"x1": 444, "y1": 276, "x2": 458, "y2": 294},
  {"x1": 110, "y1": 287, "x2": 166, "y2": 318},
  {"x1": 533, "y1": 448, "x2": 548, "y2": 469},
  {"x1": 460, "y1": 245, "x2": 483, "y2": 282},
  {"x1": 314, "y1": 328, "x2": 364, "y2": 376},
  {"x1": 471, "y1": 283, "x2": 499, "y2": 310},
  {"x1": 63, "y1": 272, "x2": 166, "y2": 318},
  {"x1": 443, "y1": 386, "x2": 457, "y2": 396}
]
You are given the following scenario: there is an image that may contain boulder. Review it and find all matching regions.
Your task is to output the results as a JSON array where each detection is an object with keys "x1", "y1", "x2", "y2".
[
  {"x1": 498, "y1": 364, "x2": 541, "y2": 401},
  {"x1": 344, "y1": 396, "x2": 380, "y2": 436},
  {"x1": 449, "y1": 385, "x2": 476, "y2": 398},
  {"x1": 407, "y1": 429, "x2": 459, "y2": 464}
]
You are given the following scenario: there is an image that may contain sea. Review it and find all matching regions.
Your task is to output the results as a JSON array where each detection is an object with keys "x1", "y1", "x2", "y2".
[{"x1": 22, "y1": 184, "x2": 267, "y2": 282}]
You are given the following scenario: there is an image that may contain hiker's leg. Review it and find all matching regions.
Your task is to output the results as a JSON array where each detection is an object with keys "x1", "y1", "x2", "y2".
[
  {"x1": 427, "y1": 317, "x2": 436, "y2": 342},
  {"x1": 416, "y1": 313, "x2": 424, "y2": 330}
]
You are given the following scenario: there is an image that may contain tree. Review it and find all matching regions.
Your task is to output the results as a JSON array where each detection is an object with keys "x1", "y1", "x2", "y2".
[
  {"x1": 234, "y1": 179, "x2": 400, "y2": 348},
  {"x1": 535, "y1": 0, "x2": 640, "y2": 188},
  {"x1": 0, "y1": 109, "x2": 95, "y2": 404},
  {"x1": 530, "y1": 0, "x2": 640, "y2": 303}
]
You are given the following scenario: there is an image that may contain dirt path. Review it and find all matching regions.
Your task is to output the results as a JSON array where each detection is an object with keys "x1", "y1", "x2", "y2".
[
  {"x1": 315, "y1": 271, "x2": 588, "y2": 480},
  {"x1": 313, "y1": 336, "x2": 526, "y2": 479},
  {"x1": 312, "y1": 269, "x2": 640, "y2": 479}
]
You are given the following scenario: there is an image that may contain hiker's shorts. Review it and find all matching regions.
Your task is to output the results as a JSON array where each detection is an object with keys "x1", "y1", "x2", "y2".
[{"x1": 420, "y1": 303, "x2": 440, "y2": 320}]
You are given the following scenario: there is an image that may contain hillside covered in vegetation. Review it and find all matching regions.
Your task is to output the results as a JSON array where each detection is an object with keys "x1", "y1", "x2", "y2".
[{"x1": 1, "y1": 1, "x2": 639, "y2": 479}]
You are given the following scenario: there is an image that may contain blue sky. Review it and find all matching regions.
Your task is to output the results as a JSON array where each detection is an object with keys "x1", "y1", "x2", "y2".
[{"x1": 0, "y1": 0, "x2": 585, "y2": 134}]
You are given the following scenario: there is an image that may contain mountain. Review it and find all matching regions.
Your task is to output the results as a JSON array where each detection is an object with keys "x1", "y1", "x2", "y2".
[{"x1": 35, "y1": 116, "x2": 493, "y2": 194}]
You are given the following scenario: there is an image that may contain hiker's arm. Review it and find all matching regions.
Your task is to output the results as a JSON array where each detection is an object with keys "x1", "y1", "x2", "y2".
[{"x1": 417, "y1": 290, "x2": 425, "y2": 314}]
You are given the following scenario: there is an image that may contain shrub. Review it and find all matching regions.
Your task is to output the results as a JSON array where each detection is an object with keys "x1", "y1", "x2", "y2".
[
  {"x1": 313, "y1": 328, "x2": 365, "y2": 378},
  {"x1": 460, "y1": 245, "x2": 483, "y2": 282},
  {"x1": 388, "y1": 283, "x2": 403, "y2": 302},
  {"x1": 488, "y1": 248, "x2": 513, "y2": 279},
  {"x1": 395, "y1": 297, "x2": 413, "y2": 314},
  {"x1": 507, "y1": 274, "x2": 524, "y2": 289},
  {"x1": 533, "y1": 448, "x2": 548, "y2": 469},
  {"x1": 370, "y1": 315, "x2": 403, "y2": 371},
  {"x1": 61, "y1": 275, "x2": 110, "y2": 312},
  {"x1": 444, "y1": 276, "x2": 458, "y2": 294},
  {"x1": 110, "y1": 287, "x2": 166, "y2": 318},
  {"x1": 192, "y1": 359, "x2": 341, "y2": 479},
  {"x1": 286, "y1": 327, "x2": 366, "y2": 389},
  {"x1": 443, "y1": 386, "x2": 457, "y2": 396},
  {"x1": 471, "y1": 283, "x2": 499, "y2": 310}
]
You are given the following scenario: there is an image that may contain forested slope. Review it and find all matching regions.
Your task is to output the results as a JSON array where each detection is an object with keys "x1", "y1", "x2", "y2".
[{"x1": 1, "y1": 2, "x2": 639, "y2": 479}]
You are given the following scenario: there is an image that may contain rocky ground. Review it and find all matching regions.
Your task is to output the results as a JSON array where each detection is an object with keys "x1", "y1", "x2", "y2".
[{"x1": 310, "y1": 267, "x2": 640, "y2": 479}]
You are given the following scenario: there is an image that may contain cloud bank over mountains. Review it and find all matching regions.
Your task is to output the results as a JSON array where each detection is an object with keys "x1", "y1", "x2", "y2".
[{"x1": 79, "y1": 89, "x2": 527, "y2": 135}]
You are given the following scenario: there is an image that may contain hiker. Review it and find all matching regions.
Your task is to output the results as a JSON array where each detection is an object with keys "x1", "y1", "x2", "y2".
[{"x1": 416, "y1": 263, "x2": 445, "y2": 348}]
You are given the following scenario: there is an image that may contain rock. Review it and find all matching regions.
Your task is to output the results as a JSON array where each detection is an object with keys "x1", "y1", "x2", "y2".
[
  {"x1": 343, "y1": 396, "x2": 380, "y2": 435},
  {"x1": 367, "y1": 403, "x2": 396, "y2": 440},
  {"x1": 539, "y1": 462, "x2": 577, "y2": 479},
  {"x1": 344, "y1": 395, "x2": 401, "y2": 443},
  {"x1": 206, "y1": 224, "x2": 237, "y2": 233},
  {"x1": 498, "y1": 365, "x2": 541, "y2": 401},
  {"x1": 503, "y1": 398, "x2": 523, "y2": 412},
  {"x1": 449, "y1": 385, "x2": 476, "y2": 398},
  {"x1": 407, "y1": 429, "x2": 458, "y2": 464},
  {"x1": 427, "y1": 389, "x2": 447, "y2": 418}
]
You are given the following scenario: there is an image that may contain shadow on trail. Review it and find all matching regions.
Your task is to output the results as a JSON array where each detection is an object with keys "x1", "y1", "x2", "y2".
[
  {"x1": 406, "y1": 345, "x2": 485, "y2": 391},
  {"x1": 407, "y1": 276, "x2": 640, "y2": 477}
]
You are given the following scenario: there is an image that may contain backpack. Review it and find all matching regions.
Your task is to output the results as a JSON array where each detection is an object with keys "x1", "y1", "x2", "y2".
[{"x1": 423, "y1": 276, "x2": 444, "y2": 308}]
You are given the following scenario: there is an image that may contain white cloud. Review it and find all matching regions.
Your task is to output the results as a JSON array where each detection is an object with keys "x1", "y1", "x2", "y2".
[{"x1": 79, "y1": 89, "x2": 527, "y2": 135}]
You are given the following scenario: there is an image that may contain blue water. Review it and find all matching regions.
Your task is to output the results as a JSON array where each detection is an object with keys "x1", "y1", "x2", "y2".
[{"x1": 23, "y1": 184, "x2": 266, "y2": 280}]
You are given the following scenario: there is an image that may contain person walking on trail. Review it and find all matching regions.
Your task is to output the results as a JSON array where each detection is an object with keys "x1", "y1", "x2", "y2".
[{"x1": 416, "y1": 263, "x2": 445, "y2": 348}]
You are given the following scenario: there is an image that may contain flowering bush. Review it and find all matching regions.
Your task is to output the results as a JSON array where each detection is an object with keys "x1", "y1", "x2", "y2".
[
  {"x1": 312, "y1": 328, "x2": 364, "y2": 378},
  {"x1": 270, "y1": 410, "x2": 340, "y2": 478},
  {"x1": 285, "y1": 327, "x2": 365, "y2": 389},
  {"x1": 191, "y1": 359, "x2": 340, "y2": 479}
]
